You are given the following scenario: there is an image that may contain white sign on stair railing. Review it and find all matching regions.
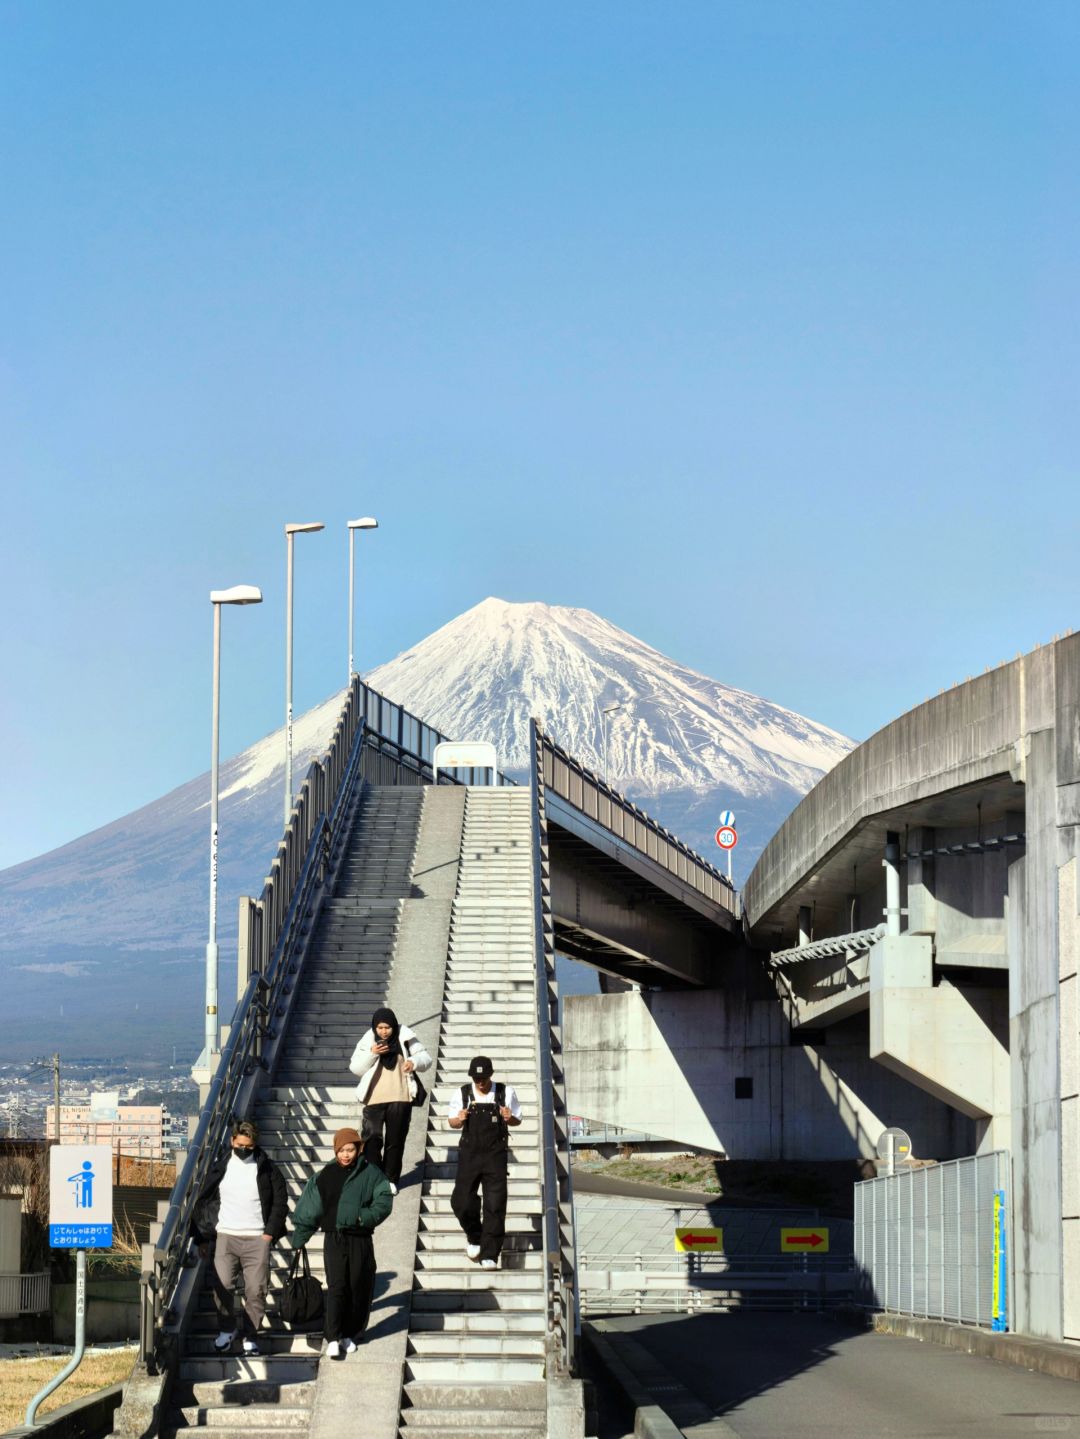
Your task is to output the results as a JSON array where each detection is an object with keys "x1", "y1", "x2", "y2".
[{"x1": 431, "y1": 741, "x2": 499, "y2": 786}]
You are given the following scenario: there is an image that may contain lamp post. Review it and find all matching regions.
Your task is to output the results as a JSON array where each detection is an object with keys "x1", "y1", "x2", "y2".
[
  {"x1": 284, "y1": 522, "x2": 324, "y2": 826},
  {"x1": 601, "y1": 703, "x2": 624, "y2": 785},
  {"x1": 206, "y1": 584, "x2": 263, "y2": 1067},
  {"x1": 347, "y1": 517, "x2": 378, "y2": 682}
]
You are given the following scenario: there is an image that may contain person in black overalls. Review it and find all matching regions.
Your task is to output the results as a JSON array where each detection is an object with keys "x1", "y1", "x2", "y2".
[{"x1": 447, "y1": 1055, "x2": 523, "y2": 1268}]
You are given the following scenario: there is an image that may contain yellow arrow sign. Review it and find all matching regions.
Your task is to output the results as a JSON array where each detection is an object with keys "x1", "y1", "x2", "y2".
[
  {"x1": 674, "y1": 1226, "x2": 723, "y2": 1253},
  {"x1": 780, "y1": 1227, "x2": 829, "y2": 1253}
]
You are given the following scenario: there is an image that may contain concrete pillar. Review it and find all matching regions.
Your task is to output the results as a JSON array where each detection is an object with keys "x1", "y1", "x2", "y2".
[
  {"x1": 907, "y1": 827, "x2": 936, "y2": 936},
  {"x1": 869, "y1": 934, "x2": 1010, "y2": 1151},
  {"x1": 884, "y1": 832, "x2": 902, "y2": 937},
  {"x1": 798, "y1": 905, "x2": 812, "y2": 948}
]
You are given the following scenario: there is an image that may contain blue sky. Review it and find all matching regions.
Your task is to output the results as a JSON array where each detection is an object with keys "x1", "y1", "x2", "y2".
[{"x1": 1, "y1": 2, "x2": 1077, "y2": 869}]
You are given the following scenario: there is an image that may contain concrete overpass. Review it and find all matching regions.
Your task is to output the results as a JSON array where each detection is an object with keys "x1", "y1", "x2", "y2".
[{"x1": 565, "y1": 633, "x2": 1080, "y2": 1345}]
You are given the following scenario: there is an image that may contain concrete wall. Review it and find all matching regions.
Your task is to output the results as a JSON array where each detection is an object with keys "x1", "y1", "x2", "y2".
[{"x1": 565, "y1": 987, "x2": 973, "y2": 1163}]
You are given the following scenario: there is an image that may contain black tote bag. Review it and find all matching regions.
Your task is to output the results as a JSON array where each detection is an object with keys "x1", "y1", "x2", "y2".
[{"x1": 278, "y1": 1246, "x2": 324, "y2": 1328}]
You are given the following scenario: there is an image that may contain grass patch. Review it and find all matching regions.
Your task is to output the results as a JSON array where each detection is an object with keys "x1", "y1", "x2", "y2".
[
  {"x1": 0, "y1": 1348, "x2": 135, "y2": 1430},
  {"x1": 575, "y1": 1153, "x2": 722, "y2": 1193}
]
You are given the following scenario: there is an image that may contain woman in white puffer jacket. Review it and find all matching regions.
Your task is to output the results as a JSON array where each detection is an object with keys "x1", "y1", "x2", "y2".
[{"x1": 348, "y1": 1006, "x2": 432, "y2": 1195}]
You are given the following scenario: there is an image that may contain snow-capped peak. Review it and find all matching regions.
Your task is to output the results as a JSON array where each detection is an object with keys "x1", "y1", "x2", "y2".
[{"x1": 367, "y1": 597, "x2": 852, "y2": 798}]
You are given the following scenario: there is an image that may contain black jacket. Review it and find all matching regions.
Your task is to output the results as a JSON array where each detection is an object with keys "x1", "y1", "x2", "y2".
[{"x1": 192, "y1": 1148, "x2": 288, "y2": 1243}]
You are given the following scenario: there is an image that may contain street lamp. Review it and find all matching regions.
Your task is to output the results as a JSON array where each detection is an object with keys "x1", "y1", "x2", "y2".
[
  {"x1": 347, "y1": 518, "x2": 378, "y2": 682},
  {"x1": 601, "y1": 703, "x2": 625, "y2": 784},
  {"x1": 284, "y1": 522, "x2": 325, "y2": 826},
  {"x1": 205, "y1": 584, "x2": 263, "y2": 1067}
]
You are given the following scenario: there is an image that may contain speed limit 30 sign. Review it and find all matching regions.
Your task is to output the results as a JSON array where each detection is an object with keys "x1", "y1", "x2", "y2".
[{"x1": 715, "y1": 826, "x2": 737, "y2": 850}]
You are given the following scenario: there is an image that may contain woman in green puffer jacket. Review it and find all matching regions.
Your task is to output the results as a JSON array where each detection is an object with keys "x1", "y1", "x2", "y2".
[{"x1": 288, "y1": 1126, "x2": 393, "y2": 1360}]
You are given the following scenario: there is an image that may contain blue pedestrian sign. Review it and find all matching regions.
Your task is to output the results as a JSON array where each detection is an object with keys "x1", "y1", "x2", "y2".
[{"x1": 49, "y1": 1145, "x2": 113, "y2": 1249}]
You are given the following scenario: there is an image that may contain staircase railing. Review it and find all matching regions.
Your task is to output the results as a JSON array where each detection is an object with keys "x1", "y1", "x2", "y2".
[
  {"x1": 137, "y1": 677, "x2": 467, "y2": 1372},
  {"x1": 529, "y1": 719, "x2": 579, "y2": 1379},
  {"x1": 538, "y1": 727, "x2": 736, "y2": 912}
]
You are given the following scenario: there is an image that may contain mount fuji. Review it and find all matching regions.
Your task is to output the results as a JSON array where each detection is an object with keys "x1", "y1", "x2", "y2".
[
  {"x1": 0, "y1": 598, "x2": 852, "y2": 1060},
  {"x1": 368, "y1": 598, "x2": 853, "y2": 866}
]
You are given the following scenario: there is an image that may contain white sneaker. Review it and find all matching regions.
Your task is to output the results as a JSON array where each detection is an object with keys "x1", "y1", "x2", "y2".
[
  {"x1": 343, "y1": 1338, "x2": 357, "y2": 1353},
  {"x1": 466, "y1": 1243, "x2": 481, "y2": 1261},
  {"x1": 389, "y1": 1183, "x2": 398, "y2": 1196},
  {"x1": 327, "y1": 1340, "x2": 343, "y2": 1360},
  {"x1": 213, "y1": 1331, "x2": 235, "y2": 1351},
  {"x1": 241, "y1": 1338, "x2": 261, "y2": 1356},
  {"x1": 480, "y1": 1259, "x2": 497, "y2": 1269}
]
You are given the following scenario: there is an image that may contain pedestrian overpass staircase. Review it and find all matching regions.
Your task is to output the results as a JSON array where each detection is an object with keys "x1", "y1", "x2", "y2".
[{"x1": 118, "y1": 677, "x2": 722, "y2": 1439}]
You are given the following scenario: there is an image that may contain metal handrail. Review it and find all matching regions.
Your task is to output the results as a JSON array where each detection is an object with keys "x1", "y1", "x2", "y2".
[
  {"x1": 530, "y1": 719, "x2": 577, "y2": 1379},
  {"x1": 535, "y1": 723, "x2": 736, "y2": 911}
]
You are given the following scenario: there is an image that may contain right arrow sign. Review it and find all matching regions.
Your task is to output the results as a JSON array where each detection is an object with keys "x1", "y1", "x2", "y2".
[{"x1": 780, "y1": 1227, "x2": 829, "y2": 1253}]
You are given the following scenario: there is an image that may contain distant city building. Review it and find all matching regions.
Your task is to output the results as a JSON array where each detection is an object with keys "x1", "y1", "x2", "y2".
[{"x1": 46, "y1": 1091, "x2": 166, "y2": 1159}]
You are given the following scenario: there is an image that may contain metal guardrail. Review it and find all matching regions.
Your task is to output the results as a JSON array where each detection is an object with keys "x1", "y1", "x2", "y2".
[
  {"x1": 578, "y1": 1252, "x2": 856, "y2": 1315},
  {"x1": 530, "y1": 720, "x2": 578, "y2": 1380},
  {"x1": 0, "y1": 1271, "x2": 51, "y2": 1317},
  {"x1": 138, "y1": 677, "x2": 481, "y2": 1371},
  {"x1": 535, "y1": 723, "x2": 736, "y2": 914}
]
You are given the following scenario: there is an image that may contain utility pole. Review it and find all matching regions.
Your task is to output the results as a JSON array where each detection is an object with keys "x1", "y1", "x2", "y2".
[{"x1": 31, "y1": 1052, "x2": 61, "y2": 1140}]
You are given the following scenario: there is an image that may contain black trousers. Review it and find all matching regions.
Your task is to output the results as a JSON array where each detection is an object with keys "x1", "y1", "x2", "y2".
[
  {"x1": 451, "y1": 1147, "x2": 508, "y2": 1262},
  {"x1": 322, "y1": 1230, "x2": 376, "y2": 1342},
  {"x1": 362, "y1": 1102, "x2": 412, "y2": 1185}
]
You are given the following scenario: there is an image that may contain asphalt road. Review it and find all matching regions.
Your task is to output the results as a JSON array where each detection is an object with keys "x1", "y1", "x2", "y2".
[
  {"x1": 573, "y1": 1169, "x2": 721, "y2": 1204},
  {"x1": 605, "y1": 1312, "x2": 1080, "y2": 1438}
]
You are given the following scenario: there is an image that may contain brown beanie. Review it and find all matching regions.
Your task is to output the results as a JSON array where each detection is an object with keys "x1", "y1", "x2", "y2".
[{"x1": 333, "y1": 1127, "x2": 362, "y2": 1153}]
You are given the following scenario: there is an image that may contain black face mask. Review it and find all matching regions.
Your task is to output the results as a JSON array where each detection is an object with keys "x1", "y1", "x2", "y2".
[{"x1": 232, "y1": 1146, "x2": 255, "y2": 1160}]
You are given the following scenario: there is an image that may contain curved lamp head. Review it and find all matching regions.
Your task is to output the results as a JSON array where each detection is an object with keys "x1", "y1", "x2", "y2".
[
  {"x1": 210, "y1": 585, "x2": 263, "y2": 606},
  {"x1": 348, "y1": 516, "x2": 379, "y2": 530},
  {"x1": 285, "y1": 522, "x2": 325, "y2": 536}
]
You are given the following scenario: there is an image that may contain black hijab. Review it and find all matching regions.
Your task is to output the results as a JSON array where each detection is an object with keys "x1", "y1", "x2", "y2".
[{"x1": 371, "y1": 1007, "x2": 403, "y2": 1070}]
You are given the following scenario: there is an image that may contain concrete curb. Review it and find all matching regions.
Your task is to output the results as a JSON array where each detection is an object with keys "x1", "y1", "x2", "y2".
[
  {"x1": 582, "y1": 1322, "x2": 739, "y2": 1439},
  {"x1": 865, "y1": 1311, "x2": 1080, "y2": 1382}
]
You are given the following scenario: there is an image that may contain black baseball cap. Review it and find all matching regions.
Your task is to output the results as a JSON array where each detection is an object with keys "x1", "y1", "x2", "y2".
[{"x1": 468, "y1": 1055, "x2": 494, "y2": 1080}]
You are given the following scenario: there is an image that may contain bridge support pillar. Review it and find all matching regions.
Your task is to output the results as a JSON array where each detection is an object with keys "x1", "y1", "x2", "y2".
[{"x1": 869, "y1": 934, "x2": 1011, "y2": 1151}]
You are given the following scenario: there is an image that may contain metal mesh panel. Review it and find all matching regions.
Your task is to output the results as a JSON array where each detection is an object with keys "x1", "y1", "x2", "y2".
[{"x1": 855, "y1": 1152, "x2": 1008, "y2": 1328}]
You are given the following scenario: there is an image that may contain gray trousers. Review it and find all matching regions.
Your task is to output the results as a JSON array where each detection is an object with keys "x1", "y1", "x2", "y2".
[{"x1": 212, "y1": 1232, "x2": 271, "y2": 1336}]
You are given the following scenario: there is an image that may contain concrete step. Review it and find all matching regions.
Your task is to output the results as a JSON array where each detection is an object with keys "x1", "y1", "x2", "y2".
[
  {"x1": 423, "y1": 1179, "x2": 538, "y2": 1201},
  {"x1": 416, "y1": 1232, "x2": 541, "y2": 1254},
  {"x1": 419, "y1": 1195, "x2": 538, "y2": 1217},
  {"x1": 161, "y1": 1428, "x2": 304, "y2": 1439},
  {"x1": 408, "y1": 1323, "x2": 549, "y2": 1358},
  {"x1": 413, "y1": 1250, "x2": 542, "y2": 1273},
  {"x1": 172, "y1": 1381, "x2": 317, "y2": 1409},
  {"x1": 417, "y1": 1212, "x2": 540, "y2": 1234},
  {"x1": 399, "y1": 1425, "x2": 541, "y2": 1439},
  {"x1": 185, "y1": 1333, "x2": 324, "y2": 1358},
  {"x1": 424, "y1": 1161, "x2": 540, "y2": 1183},
  {"x1": 179, "y1": 1358, "x2": 319, "y2": 1384},
  {"x1": 410, "y1": 1290, "x2": 543, "y2": 1315},
  {"x1": 401, "y1": 1380, "x2": 546, "y2": 1413},
  {"x1": 411, "y1": 1268, "x2": 544, "y2": 1294},
  {"x1": 399, "y1": 1414, "x2": 544, "y2": 1435},
  {"x1": 422, "y1": 1148, "x2": 539, "y2": 1168},
  {"x1": 263, "y1": 1086, "x2": 357, "y2": 1102},
  {"x1": 408, "y1": 1311, "x2": 545, "y2": 1335},
  {"x1": 174, "y1": 1403, "x2": 312, "y2": 1428},
  {"x1": 403, "y1": 1356, "x2": 545, "y2": 1385}
]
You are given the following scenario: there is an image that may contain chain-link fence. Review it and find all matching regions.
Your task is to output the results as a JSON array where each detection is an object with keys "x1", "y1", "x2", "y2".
[{"x1": 854, "y1": 1151, "x2": 1009, "y2": 1328}]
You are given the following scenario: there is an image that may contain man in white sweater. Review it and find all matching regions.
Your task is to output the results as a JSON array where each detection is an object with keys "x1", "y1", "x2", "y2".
[{"x1": 193, "y1": 1120, "x2": 288, "y2": 1354}]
